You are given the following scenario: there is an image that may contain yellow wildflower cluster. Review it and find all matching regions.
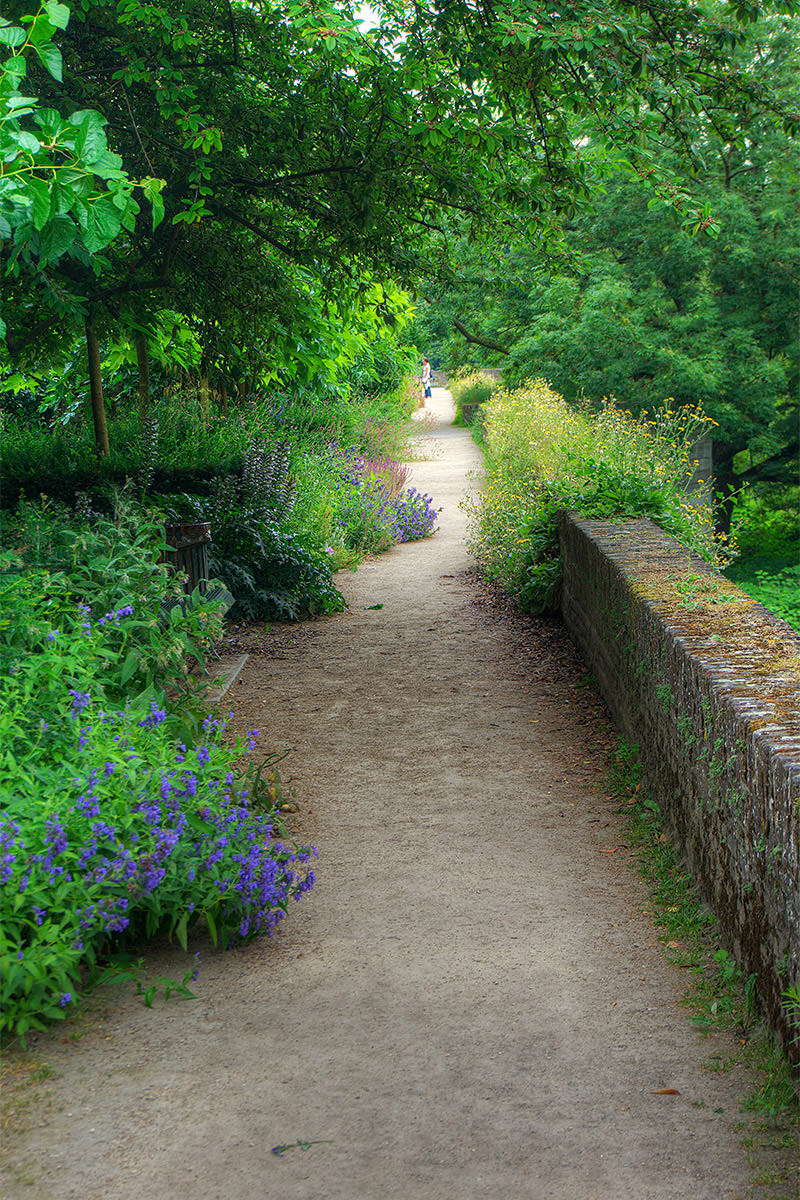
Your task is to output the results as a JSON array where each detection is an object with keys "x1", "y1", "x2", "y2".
[{"x1": 466, "y1": 379, "x2": 726, "y2": 610}]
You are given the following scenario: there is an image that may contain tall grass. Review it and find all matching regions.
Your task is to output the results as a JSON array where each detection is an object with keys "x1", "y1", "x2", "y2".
[
  {"x1": 468, "y1": 379, "x2": 721, "y2": 613},
  {"x1": 450, "y1": 370, "x2": 498, "y2": 426}
]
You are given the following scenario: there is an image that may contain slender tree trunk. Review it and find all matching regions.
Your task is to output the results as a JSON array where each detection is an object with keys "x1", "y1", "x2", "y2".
[
  {"x1": 136, "y1": 334, "x2": 151, "y2": 425},
  {"x1": 218, "y1": 382, "x2": 229, "y2": 415},
  {"x1": 712, "y1": 441, "x2": 742, "y2": 537},
  {"x1": 85, "y1": 317, "x2": 109, "y2": 457},
  {"x1": 198, "y1": 374, "x2": 210, "y2": 418}
]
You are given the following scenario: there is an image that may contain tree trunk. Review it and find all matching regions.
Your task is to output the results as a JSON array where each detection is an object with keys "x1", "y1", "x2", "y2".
[
  {"x1": 136, "y1": 333, "x2": 151, "y2": 425},
  {"x1": 712, "y1": 441, "x2": 742, "y2": 538},
  {"x1": 85, "y1": 317, "x2": 109, "y2": 457},
  {"x1": 198, "y1": 374, "x2": 210, "y2": 418}
]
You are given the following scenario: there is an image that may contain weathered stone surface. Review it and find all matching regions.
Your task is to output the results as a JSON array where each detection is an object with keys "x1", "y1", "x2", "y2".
[{"x1": 559, "y1": 513, "x2": 800, "y2": 1063}]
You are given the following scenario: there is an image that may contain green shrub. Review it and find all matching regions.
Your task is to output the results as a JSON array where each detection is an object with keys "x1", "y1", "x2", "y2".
[
  {"x1": 0, "y1": 498, "x2": 226, "y2": 714},
  {"x1": 208, "y1": 518, "x2": 345, "y2": 622},
  {"x1": 1, "y1": 368, "x2": 432, "y2": 614},
  {"x1": 728, "y1": 484, "x2": 798, "y2": 561},
  {"x1": 724, "y1": 560, "x2": 800, "y2": 631},
  {"x1": 450, "y1": 370, "x2": 498, "y2": 426},
  {"x1": 723, "y1": 483, "x2": 799, "y2": 630},
  {"x1": 166, "y1": 446, "x2": 345, "y2": 622}
]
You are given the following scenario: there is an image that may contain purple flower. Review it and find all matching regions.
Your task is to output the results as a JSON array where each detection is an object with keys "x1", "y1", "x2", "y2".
[
  {"x1": 58, "y1": 993, "x2": 72, "y2": 1008},
  {"x1": 139, "y1": 701, "x2": 167, "y2": 730}
]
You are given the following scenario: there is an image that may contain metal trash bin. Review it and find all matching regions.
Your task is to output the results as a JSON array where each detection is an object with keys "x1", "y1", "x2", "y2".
[{"x1": 164, "y1": 522, "x2": 211, "y2": 594}]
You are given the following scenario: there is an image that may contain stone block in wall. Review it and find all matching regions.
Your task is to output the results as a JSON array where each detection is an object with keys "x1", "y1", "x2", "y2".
[{"x1": 558, "y1": 512, "x2": 800, "y2": 1064}]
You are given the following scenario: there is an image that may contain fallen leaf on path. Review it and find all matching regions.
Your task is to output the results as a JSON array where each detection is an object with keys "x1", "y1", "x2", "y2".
[
  {"x1": 651, "y1": 1089, "x2": 680, "y2": 1095},
  {"x1": 599, "y1": 847, "x2": 619, "y2": 853}
]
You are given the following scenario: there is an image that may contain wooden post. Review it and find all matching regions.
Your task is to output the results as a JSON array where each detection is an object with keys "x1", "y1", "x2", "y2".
[{"x1": 85, "y1": 316, "x2": 109, "y2": 457}]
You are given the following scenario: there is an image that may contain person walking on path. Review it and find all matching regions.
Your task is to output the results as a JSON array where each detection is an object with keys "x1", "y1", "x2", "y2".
[{"x1": 421, "y1": 356, "x2": 432, "y2": 400}]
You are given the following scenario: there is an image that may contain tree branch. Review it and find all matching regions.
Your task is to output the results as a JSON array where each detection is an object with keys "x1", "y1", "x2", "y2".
[{"x1": 452, "y1": 317, "x2": 510, "y2": 355}]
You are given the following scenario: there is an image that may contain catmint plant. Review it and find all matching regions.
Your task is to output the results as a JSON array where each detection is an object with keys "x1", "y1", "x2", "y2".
[{"x1": 0, "y1": 557, "x2": 316, "y2": 1043}]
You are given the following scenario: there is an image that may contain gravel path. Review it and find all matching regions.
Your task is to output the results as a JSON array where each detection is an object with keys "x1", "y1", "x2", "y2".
[{"x1": 0, "y1": 390, "x2": 776, "y2": 1200}]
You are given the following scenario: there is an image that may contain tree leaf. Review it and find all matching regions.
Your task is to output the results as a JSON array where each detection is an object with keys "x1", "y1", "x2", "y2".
[
  {"x1": 44, "y1": 2, "x2": 70, "y2": 30},
  {"x1": 3, "y1": 55, "x2": 27, "y2": 78},
  {"x1": 37, "y1": 213, "x2": 77, "y2": 262},
  {"x1": 0, "y1": 24, "x2": 26, "y2": 48},
  {"x1": 34, "y1": 107, "x2": 62, "y2": 137},
  {"x1": 71, "y1": 110, "x2": 108, "y2": 160},
  {"x1": 25, "y1": 175, "x2": 51, "y2": 230},
  {"x1": 35, "y1": 41, "x2": 62, "y2": 82}
]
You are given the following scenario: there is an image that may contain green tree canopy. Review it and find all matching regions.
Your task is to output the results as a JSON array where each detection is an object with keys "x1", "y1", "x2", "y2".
[
  {"x1": 2, "y1": 0, "x2": 798, "y2": 403},
  {"x1": 412, "y1": 13, "x2": 799, "y2": 517}
]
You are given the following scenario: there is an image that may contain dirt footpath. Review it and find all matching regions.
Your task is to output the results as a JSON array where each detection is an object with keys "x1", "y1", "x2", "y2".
[{"x1": 0, "y1": 390, "x2": 784, "y2": 1200}]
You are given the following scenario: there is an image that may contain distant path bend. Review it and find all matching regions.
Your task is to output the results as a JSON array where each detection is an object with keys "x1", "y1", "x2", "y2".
[{"x1": 0, "y1": 388, "x2": 774, "y2": 1200}]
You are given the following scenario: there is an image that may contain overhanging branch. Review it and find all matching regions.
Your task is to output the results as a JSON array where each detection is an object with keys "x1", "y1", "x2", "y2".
[{"x1": 452, "y1": 317, "x2": 510, "y2": 355}]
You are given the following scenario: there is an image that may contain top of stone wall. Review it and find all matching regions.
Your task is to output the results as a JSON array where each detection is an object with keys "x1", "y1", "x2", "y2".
[{"x1": 562, "y1": 515, "x2": 800, "y2": 749}]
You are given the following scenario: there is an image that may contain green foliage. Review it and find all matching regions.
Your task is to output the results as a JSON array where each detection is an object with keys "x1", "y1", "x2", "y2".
[
  {"x1": 5, "y1": 0, "x2": 796, "y2": 397},
  {"x1": 202, "y1": 514, "x2": 344, "y2": 623},
  {"x1": 0, "y1": 2, "x2": 163, "y2": 340},
  {"x1": 1, "y1": 495, "x2": 226, "y2": 708},
  {"x1": 725, "y1": 561, "x2": 800, "y2": 632},
  {"x1": 1, "y1": 362, "x2": 432, "y2": 621},
  {"x1": 467, "y1": 380, "x2": 721, "y2": 613},
  {"x1": 729, "y1": 484, "x2": 799, "y2": 561},
  {"x1": 0, "y1": 539, "x2": 316, "y2": 1041},
  {"x1": 161, "y1": 435, "x2": 345, "y2": 622},
  {"x1": 449, "y1": 370, "x2": 497, "y2": 426},
  {"x1": 723, "y1": 483, "x2": 800, "y2": 630},
  {"x1": 413, "y1": 16, "x2": 799, "y2": 513}
]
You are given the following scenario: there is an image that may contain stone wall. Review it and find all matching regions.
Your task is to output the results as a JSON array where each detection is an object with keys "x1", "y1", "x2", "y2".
[{"x1": 559, "y1": 513, "x2": 800, "y2": 1062}]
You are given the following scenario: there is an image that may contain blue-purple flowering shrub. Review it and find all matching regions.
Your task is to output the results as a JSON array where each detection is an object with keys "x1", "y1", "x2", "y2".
[
  {"x1": 0, "y1": 561, "x2": 316, "y2": 1042},
  {"x1": 328, "y1": 450, "x2": 439, "y2": 559}
]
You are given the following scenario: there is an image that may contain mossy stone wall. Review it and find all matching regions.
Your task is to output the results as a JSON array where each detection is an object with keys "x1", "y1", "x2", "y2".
[{"x1": 559, "y1": 513, "x2": 800, "y2": 1062}]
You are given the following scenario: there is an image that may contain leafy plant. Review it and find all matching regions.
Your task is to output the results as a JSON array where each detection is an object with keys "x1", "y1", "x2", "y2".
[
  {"x1": 167, "y1": 445, "x2": 343, "y2": 621},
  {"x1": 0, "y1": 582, "x2": 316, "y2": 1043},
  {"x1": 326, "y1": 447, "x2": 438, "y2": 558},
  {"x1": 450, "y1": 370, "x2": 497, "y2": 426},
  {"x1": 0, "y1": 1, "x2": 164, "y2": 342},
  {"x1": 207, "y1": 515, "x2": 345, "y2": 622},
  {"x1": 1, "y1": 495, "x2": 226, "y2": 709}
]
